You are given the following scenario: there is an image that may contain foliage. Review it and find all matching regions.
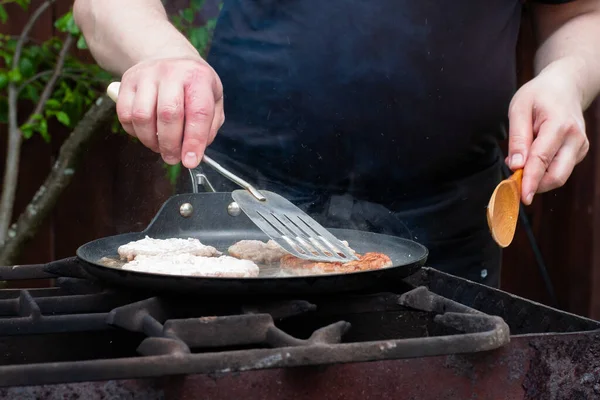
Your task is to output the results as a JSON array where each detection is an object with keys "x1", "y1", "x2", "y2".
[{"x1": 0, "y1": 0, "x2": 220, "y2": 184}]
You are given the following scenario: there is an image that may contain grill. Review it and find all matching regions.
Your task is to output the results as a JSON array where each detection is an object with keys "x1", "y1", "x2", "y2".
[{"x1": 0, "y1": 258, "x2": 599, "y2": 399}]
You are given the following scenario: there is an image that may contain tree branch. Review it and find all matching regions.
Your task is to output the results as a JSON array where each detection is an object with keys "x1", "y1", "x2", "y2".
[
  {"x1": 18, "y1": 68, "x2": 109, "y2": 94},
  {"x1": 27, "y1": 34, "x2": 74, "y2": 123},
  {"x1": 0, "y1": 96, "x2": 116, "y2": 266},
  {"x1": 17, "y1": 70, "x2": 54, "y2": 93},
  {"x1": 0, "y1": 0, "x2": 58, "y2": 245}
]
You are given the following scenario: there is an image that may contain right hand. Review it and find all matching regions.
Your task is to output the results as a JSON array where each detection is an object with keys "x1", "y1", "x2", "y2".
[{"x1": 115, "y1": 56, "x2": 224, "y2": 169}]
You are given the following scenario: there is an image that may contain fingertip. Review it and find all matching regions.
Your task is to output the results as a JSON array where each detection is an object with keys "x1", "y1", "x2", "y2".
[
  {"x1": 162, "y1": 154, "x2": 180, "y2": 165},
  {"x1": 183, "y1": 152, "x2": 200, "y2": 169},
  {"x1": 519, "y1": 171, "x2": 536, "y2": 205},
  {"x1": 509, "y1": 153, "x2": 525, "y2": 169}
]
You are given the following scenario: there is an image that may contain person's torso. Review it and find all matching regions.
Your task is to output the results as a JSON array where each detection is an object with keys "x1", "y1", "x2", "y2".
[{"x1": 206, "y1": 0, "x2": 522, "y2": 201}]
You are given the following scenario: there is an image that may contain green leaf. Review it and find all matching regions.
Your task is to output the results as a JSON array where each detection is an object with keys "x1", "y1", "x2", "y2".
[
  {"x1": 61, "y1": 81, "x2": 75, "y2": 103},
  {"x1": 24, "y1": 85, "x2": 39, "y2": 102},
  {"x1": 54, "y1": 12, "x2": 80, "y2": 35},
  {"x1": 38, "y1": 118, "x2": 50, "y2": 142},
  {"x1": 0, "y1": 5, "x2": 8, "y2": 24},
  {"x1": 15, "y1": 0, "x2": 29, "y2": 11},
  {"x1": 164, "y1": 163, "x2": 182, "y2": 186},
  {"x1": 45, "y1": 99, "x2": 61, "y2": 109},
  {"x1": 182, "y1": 8, "x2": 195, "y2": 23},
  {"x1": 30, "y1": 113, "x2": 43, "y2": 121},
  {"x1": 171, "y1": 15, "x2": 183, "y2": 30},
  {"x1": 54, "y1": 13, "x2": 70, "y2": 31},
  {"x1": 7, "y1": 68, "x2": 21, "y2": 83},
  {"x1": 191, "y1": 0, "x2": 206, "y2": 10},
  {"x1": 111, "y1": 116, "x2": 125, "y2": 134},
  {"x1": 19, "y1": 119, "x2": 40, "y2": 140},
  {"x1": 4, "y1": 38, "x2": 16, "y2": 51},
  {"x1": 0, "y1": 50, "x2": 11, "y2": 65},
  {"x1": 206, "y1": 18, "x2": 218, "y2": 31},
  {"x1": 0, "y1": 71, "x2": 7, "y2": 90},
  {"x1": 55, "y1": 111, "x2": 70, "y2": 126},
  {"x1": 21, "y1": 124, "x2": 34, "y2": 139},
  {"x1": 76, "y1": 35, "x2": 87, "y2": 49},
  {"x1": 189, "y1": 27, "x2": 209, "y2": 52},
  {"x1": 18, "y1": 57, "x2": 34, "y2": 77}
]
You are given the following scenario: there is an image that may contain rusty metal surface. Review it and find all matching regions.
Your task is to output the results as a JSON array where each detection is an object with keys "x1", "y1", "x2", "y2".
[
  {"x1": 0, "y1": 287, "x2": 511, "y2": 388},
  {"x1": 2, "y1": 333, "x2": 600, "y2": 399},
  {"x1": 0, "y1": 350, "x2": 529, "y2": 400},
  {"x1": 0, "y1": 380, "x2": 165, "y2": 400},
  {"x1": 160, "y1": 352, "x2": 530, "y2": 400},
  {"x1": 0, "y1": 342, "x2": 531, "y2": 400},
  {"x1": 410, "y1": 268, "x2": 600, "y2": 334},
  {"x1": 524, "y1": 332, "x2": 600, "y2": 399},
  {"x1": 160, "y1": 336, "x2": 533, "y2": 400}
]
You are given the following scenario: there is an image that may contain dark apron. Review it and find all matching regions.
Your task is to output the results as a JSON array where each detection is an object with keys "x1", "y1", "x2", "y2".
[{"x1": 204, "y1": 0, "x2": 525, "y2": 287}]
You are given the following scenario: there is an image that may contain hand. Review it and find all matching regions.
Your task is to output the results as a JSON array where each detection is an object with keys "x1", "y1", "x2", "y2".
[
  {"x1": 116, "y1": 56, "x2": 224, "y2": 168},
  {"x1": 507, "y1": 62, "x2": 589, "y2": 205}
]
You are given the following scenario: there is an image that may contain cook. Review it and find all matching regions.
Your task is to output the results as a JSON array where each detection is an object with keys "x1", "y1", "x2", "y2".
[{"x1": 73, "y1": 0, "x2": 600, "y2": 287}]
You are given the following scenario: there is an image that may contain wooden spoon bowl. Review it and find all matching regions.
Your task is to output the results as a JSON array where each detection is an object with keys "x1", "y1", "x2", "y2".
[{"x1": 487, "y1": 169, "x2": 523, "y2": 248}]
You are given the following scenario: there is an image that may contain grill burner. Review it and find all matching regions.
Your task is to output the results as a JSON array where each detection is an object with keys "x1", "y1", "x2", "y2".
[{"x1": 0, "y1": 258, "x2": 599, "y2": 399}]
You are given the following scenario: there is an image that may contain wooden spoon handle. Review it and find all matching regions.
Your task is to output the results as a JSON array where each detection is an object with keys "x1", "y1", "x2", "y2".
[{"x1": 509, "y1": 168, "x2": 523, "y2": 197}]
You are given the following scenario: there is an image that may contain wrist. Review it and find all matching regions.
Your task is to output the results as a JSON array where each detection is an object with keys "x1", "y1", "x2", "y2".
[
  {"x1": 142, "y1": 44, "x2": 204, "y2": 64},
  {"x1": 536, "y1": 56, "x2": 587, "y2": 108},
  {"x1": 122, "y1": 20, "x2": 205, "y2": 72}
]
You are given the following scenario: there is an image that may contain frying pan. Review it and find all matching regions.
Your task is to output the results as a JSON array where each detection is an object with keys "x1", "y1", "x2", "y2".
[{"x1": 76, "y1": 192, "x2": 428, "y2": 295}]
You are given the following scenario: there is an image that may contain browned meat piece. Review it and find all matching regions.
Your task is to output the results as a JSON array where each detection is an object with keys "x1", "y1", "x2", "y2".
[
  {"x1": 228, "y1": 240, "x2": 288, "y2": 264},
  {"x1": 229, "y1": 239, "x2": 357, "y2": 265},
  {"x1": 279, "y1": 252, "x2": 393, "y2": 276}
]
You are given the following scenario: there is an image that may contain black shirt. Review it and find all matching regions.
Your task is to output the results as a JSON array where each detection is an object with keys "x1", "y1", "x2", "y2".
[{"x1": 204, "y1": 0, "x2": 574, "y2": 285}]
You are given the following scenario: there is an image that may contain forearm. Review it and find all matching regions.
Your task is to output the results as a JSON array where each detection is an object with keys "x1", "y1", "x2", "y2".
[
  {"x1": 73, "y1": 0, "x2": 201, "y2": 75},
  {"x1": 532, "y1": 2, "x2": 600, "y2": 110}
]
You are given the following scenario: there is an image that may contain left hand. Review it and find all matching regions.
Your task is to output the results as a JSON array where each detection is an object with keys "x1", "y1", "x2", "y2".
[{"x1": 507, "y1": 62, "x2": 589, "y2": 205}]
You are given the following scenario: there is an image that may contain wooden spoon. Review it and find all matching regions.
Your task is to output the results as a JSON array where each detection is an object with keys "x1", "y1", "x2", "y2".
[{"x1": 487, "y1": 168, "x2": 523, "y2": 248}]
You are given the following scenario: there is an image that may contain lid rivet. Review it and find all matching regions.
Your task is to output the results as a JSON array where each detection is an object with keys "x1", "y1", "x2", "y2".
[
  {"x1": 180, "y1": 203, "x2": 193, "y2": 217},
  {"x1": 227, "y1": 202, "x2": 241, "y2": 217}
]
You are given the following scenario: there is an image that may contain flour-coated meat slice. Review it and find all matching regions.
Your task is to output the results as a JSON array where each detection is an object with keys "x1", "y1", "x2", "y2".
[
  {"x1": 279, "y1": 252, "x2": 393, "y2": 276},
  {"x1": 121, "y1": 253, "x2": 259, "y2": 278},
  {"x1": 117, "y1": 236, "x2": 222, "y2": 261},
  {"x1": 228, "y1": 240, "x2": 288, "y2": 264}
]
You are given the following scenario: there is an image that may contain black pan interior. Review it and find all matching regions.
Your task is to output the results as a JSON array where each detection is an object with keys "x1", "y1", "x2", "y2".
[{"x1": 75, "y1": 193, "x2": 428, "y2": 295}]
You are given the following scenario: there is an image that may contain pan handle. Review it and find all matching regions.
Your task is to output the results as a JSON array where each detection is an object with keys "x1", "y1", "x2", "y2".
[{"x1": 189, "y1": 167, "x2": 217, "y2": 194}]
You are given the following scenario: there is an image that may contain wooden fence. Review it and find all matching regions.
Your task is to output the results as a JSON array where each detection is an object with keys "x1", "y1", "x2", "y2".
[{"x1": 2, "y1": 1, "x2": 600, "y2": 317}]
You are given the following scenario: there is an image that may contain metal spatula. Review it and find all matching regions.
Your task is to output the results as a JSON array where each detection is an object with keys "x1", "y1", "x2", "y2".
[
  {"x1": 201, "y1": 155, "x2": 358, "y2": 262},
  {"x1": 106, "y1": 82, "x2": 358, "y2": 263}
]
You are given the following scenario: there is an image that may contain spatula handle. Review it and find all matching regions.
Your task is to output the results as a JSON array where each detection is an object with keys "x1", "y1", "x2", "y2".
[
  {"x1": 105, "y1": 81, "x2": 266, "y2": 202},
  {"x1": 202, "y1": 156, "x2": 266, "y2": 201}
]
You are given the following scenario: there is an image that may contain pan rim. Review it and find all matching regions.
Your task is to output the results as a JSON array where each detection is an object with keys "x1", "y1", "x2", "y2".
[{"x1": 75, "y1": 228, "x2": 429, "y2": 281}]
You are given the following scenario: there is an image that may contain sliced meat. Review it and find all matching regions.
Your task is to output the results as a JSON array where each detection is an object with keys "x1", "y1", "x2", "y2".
[
  {"x1": 121, "y1": 253, "x2": 259, "y2": 278},
  {"x1": 117, "y1": 236, "x2": 222, "y2": 261},
  {"x1": 228, "y1": 239, "x2": 356, "y2": 264},
  {"x1": 280, "y1": 252, "x2": 393, "y2": 276},
  {"x1": 228, "y1": 240, "x2": 288, "y2": 264},
  {"x1": 99, "y1": 257, "x2": 123, "y2": 268}
]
